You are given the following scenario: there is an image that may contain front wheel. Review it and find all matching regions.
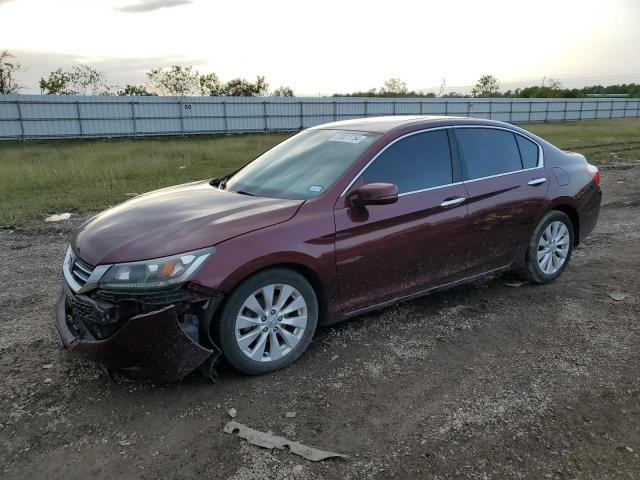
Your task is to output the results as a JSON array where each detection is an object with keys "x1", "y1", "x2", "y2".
[
  {"x1": 216, "y1": 268, "x2": 318, "y2": 375},
  {"x1": 519, "y1": 210, "x2": 575, "y2": 284}
]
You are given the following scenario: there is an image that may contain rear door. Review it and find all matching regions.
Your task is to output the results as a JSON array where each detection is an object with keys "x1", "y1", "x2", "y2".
[
  {"x1": 453, "y1": 126, "x2": 549, "y2": 275},
  {"x1": 334, "y1": 128, "x2": 468, "y2": 315}
]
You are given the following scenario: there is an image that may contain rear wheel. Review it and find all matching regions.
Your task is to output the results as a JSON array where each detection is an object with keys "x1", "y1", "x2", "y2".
[
  {"x1": 519, "y1": 210, "x2": 574, "y2": 284},
  {"x1": 216, "y1": 268, "x2": 318, "y2": 375}
]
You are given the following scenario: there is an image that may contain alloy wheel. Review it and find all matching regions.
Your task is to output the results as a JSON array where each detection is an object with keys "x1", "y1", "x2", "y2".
[
  {"x1": 234, "y1": 283, "x2": 308, "y2": 362},
  {"x1": 537, "y1": 221, "x2": 570, "y2": 275}
]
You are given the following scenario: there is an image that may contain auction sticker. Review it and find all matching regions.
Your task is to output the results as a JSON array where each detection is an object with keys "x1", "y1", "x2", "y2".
[{"x1": 328, "y1": 133, "x2": 367, "y2": 144}]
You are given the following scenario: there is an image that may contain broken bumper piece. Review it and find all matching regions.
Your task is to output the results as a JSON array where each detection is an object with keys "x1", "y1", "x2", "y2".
[{"x1": 55, "y1": 286, "x2": 219, "y2": 383}]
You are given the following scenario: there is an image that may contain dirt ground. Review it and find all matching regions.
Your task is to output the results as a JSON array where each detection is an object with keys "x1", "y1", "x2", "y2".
[{"x1": 1, "y1": 154, "x2": 639, "y2": 480}]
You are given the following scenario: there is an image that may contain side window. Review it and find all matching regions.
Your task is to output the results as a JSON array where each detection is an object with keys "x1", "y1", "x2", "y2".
[
  {"x1": 515, "y1": 134, "x2": 540, "y2": 169},
  {"x1": 361, "y1": 130, "x2": 452, "y2": 194},
  {"x1": 456, "y1": 128, "x2": 523, "y2": 180}
]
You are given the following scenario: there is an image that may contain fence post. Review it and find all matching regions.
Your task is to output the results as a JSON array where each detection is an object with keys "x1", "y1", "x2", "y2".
[
  {"x1": 263, "y1": 100, "x2": 268, "y2": 132},
  {"x1": 392, "y1": 100, "x2": 396, "y2": 116},
  {"x1": 528, "y1": 100, "x2": 532, "y2": 122},
  {"x1": 467, "y1": 101, "x2": 471, "y2": 118},
  {"x1": 75, "y1": 100, "x2": 83, "y2": 136},
  {"x1": 16, "y1": 98, "x2": 24, "y2": 140},
  {"x1": 489, "y1": 100, "x2": 492, "y2": 120},
  {"x1": 444, "y1": 100, "x2": 449, "y2": 116},
  {"x1": 563, "y1": 101, "x2": 567, "y2": 121},
  {"x1": 609, "y1": 100, "x2": 613, "y2": 119},
  {"x1": 299, "y1": 100, "x2": 303, "y2": 130},
  {"x1": 508, "y1": 100, "x2": 512, "y2": 122},
  {"x1": 222, "y1": 100, "x2": 228, "y2": 133},
  {"x1": 545, "y1": 101, "x2": 550, "y2": 122},
  {"x1": 178, "y1": 98, "x2": 185, "y2": 136},
  {"x1": 579, "y1": 100, "x2": 584, "y2": 120},
  {"x1": 333, "y1": 100, "x2": 337, "y2": 121},
  {"x1": 364, "y1": 100, "x2": 368, "y2": 118},
  {"x1": 130, "y1": 101, "x2": 137, "y2": 136},
  {"x1": 595, "y1": 101, "x2": 600, "y2": 120}
]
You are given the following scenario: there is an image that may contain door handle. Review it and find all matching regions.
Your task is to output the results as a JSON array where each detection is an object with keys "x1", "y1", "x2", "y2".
[
  {"x1": 440, "y1": 197, "x2": 466, "y2": 208},
  {"x1": 527, "y1": 177, "x2": 547, "y2": 186}
]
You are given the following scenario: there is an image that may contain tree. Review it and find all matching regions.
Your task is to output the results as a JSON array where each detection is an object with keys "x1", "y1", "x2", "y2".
[
  {"x1": 39, "y1": 68, "x2": 70, "y2": 94},
  {"x1": 222, "y1": 76, "x2": 269, "y2": 96},
  {"x1": 145, "y1": 66, "x2": 270, "y2": 96},
  {"x1": 146, "y1": 65, "x2": 202, "y2": 96},
  {"x1": 39, "y1": 65, "x2": 111, "y2": 95},
  {"x1": 332, "y1": 78, "x2": 435, "y2": 97},
  {"x1": 471, "y1": 74, "x2": 501, "y2": 98},
  {"x1": 441, "y1": 91, "x2": 467, "y2": 98},
  {"x1": 272, "y1": 86, "x2": 294, "y2": 97},
  {"x1": 199, "y1": 73, "x2": 223, "y2": 96},
  {"x1": 117, "y1": 84, "x2": 156, "y2": 96},
  {"x1": 0, "y1": 50, "x2": 22, "y2": 94},
  {"x1": 380, "y1": 78, "x2": 408, "y2": 95},
  {"x1": 545, "y1": 78, "x2": 562, "y2": 90}
]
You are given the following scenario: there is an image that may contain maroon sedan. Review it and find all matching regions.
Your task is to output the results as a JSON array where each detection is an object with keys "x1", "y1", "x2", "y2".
[{"x1": 56, "y1": 116, "x2": 602, "y2": 381}]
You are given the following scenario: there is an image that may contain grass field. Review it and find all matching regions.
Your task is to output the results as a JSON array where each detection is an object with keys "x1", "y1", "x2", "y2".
[{"x1": 1, "y1": 118, "x2": 639, "y2": 226}]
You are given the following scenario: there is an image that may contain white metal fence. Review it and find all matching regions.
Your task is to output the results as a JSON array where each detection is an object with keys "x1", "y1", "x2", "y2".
[{"x1": 1, "y1": 94, "x2": 639, "y2": 140}]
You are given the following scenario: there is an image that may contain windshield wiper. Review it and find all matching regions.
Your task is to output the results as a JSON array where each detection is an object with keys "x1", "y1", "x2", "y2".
[{"x1": 234, "y1": 190, "x2": 255, "y2": 196}]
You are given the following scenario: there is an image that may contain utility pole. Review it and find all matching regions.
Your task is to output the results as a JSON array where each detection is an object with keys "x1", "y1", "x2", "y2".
[{"x1": 438, "y1": 78, "x2": 446, "y2": 97}]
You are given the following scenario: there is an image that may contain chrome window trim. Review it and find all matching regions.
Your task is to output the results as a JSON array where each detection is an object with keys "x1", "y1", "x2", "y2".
[
  {"x1": 397, "y1": 181, "x2": 465, "y2": 198},
  {"x1": 339, "y1": 124, "x2": 545, "y2": 198},
  {"x1": 462, "y1": 165, "x2": 544, "y2": 184}
]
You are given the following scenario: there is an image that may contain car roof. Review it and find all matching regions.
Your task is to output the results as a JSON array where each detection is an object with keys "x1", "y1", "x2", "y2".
[{"x1": 310, "y1": 115, "x2": 471, "y2": 134}]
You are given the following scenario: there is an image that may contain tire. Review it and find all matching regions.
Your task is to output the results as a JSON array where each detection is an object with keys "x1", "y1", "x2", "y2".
[
  {"x1": 518, "y1": 210, "x2": 575, "y2": 284},
  {"x1": 215, "y1": 268, "x2": 318, "y2": 375}
]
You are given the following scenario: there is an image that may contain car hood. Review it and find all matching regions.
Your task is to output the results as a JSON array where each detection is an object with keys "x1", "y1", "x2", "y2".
[{"x1": 73, "y1": 181, "x2": 303, "y2": 265}]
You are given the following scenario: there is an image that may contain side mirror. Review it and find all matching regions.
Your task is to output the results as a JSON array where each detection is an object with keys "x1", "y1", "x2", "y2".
[{"x1": 350, "y1": 182, "x2": 398, "y2": 207}]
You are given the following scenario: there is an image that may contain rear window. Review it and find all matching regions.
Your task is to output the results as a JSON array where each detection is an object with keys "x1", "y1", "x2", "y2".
[
  {"x1": 516, "y1": 134, "x2": 540, "y2": 169},
  {"x1": 456, "y1": 128, "x2": 523, "y2": 180},
  {"x1": 362, "y1": 130, "x2": 452, "y2": 194}
]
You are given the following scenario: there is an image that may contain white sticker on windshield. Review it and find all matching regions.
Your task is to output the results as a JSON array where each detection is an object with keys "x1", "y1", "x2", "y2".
[
  {"x1": 308, "y1": 185, "x2": 324, "y2": 193},
  {"x1": 328, "y1": 133, "x2": 367, "y2": 144}
]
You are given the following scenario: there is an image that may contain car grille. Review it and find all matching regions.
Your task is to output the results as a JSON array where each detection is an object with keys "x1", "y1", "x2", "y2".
[
  {"x1": 95, "y1": 287, "x2": 191, "y2": 305},
  {"x1": 68, "y1": 294, "x2": 122, "y2": 339},
  {"x1": 70, "y1": 254, "x2": 95, "y2": 288},
  {"x1": 70, "y1": 294, "x2": 101, "y2": 326}
]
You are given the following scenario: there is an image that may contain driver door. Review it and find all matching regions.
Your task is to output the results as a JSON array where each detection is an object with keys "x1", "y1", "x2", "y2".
[{"x1": 334, "y1": 128, "x2": 468, "y2": 316}]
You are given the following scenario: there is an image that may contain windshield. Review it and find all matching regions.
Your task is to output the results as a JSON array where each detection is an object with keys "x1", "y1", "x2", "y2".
[{"x1": 224, "y1": 129, "x2": 380, "y2": 199}]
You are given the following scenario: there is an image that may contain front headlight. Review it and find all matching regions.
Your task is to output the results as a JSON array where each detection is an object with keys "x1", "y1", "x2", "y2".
[{"x1": 99, "y1": 247, "x2": 215, "y2": 289}]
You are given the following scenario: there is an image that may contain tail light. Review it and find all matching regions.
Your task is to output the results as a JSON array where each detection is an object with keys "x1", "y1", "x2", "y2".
[{"x1": 587, "y1": 163, "x2": 600, "y2": 186}]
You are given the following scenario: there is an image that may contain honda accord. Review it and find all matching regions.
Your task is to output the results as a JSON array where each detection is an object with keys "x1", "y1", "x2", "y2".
[{"x1": 56, "y1": 116, "x2": 602, "y2": 381}]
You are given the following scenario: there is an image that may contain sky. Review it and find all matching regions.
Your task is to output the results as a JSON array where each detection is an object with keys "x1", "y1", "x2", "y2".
[{"x1": 1, "y1": 0, "x2": 639, "y2": 95}]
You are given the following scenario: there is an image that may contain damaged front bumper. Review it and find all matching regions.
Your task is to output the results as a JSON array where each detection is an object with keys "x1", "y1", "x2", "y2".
[{"x1": 55, "y1": 282, "x2": 223, "y2": 382}]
